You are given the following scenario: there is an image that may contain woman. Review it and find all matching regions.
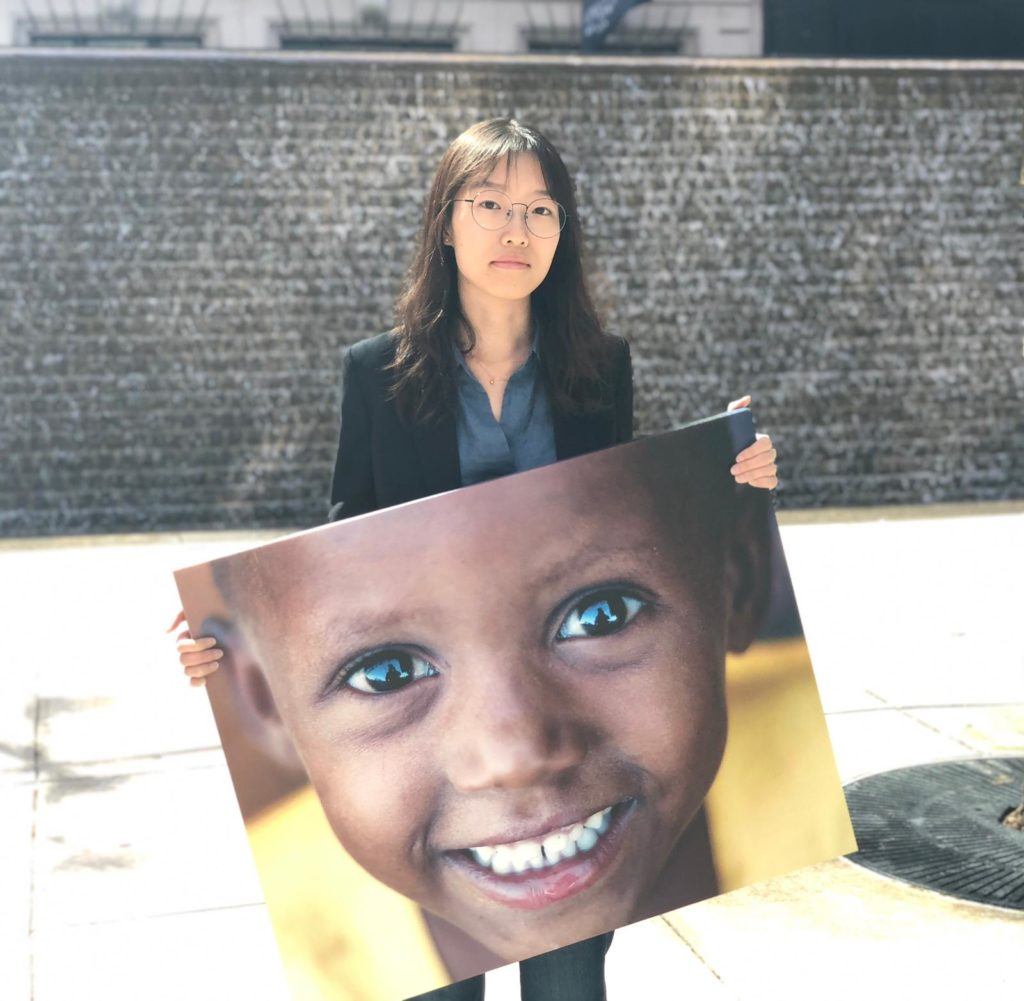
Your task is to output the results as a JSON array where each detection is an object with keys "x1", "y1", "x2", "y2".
[{"x1": 169, "y1": 117, "x2": 778, "y2": 1001}]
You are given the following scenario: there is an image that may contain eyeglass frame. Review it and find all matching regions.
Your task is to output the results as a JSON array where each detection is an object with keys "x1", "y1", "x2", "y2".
[{"x1": 450, "y1": 189, "x2": 569, "y2": 238}]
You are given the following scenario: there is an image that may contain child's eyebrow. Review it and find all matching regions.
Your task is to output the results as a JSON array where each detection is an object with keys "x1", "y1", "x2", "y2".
[{"x1": 531, "y1": 542, "x2": 657, "y2": 592}]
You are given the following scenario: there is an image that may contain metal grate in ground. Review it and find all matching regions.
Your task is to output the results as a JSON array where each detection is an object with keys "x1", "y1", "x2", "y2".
[{"x1": 845, "y1": 756, "x2": 1024, "y2": 911}]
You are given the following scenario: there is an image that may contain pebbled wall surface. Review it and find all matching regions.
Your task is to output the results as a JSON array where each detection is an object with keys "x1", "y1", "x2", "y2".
[{"x1": 2, "y1": 51, "x2": 1021, "y2": 536}]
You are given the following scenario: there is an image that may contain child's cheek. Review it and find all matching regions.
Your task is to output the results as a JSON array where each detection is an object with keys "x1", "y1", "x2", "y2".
[
  {"x1": 305, "y1": 747, "x2": 440, "y2": 901},
  {"x1": 592, "y1": 642, "x2": 727, "y2": 801}
]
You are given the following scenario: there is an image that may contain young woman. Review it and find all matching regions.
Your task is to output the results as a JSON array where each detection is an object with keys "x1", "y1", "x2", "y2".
[{"x1": 169, "y1": 117, "x2": 778, "y2": 1001}]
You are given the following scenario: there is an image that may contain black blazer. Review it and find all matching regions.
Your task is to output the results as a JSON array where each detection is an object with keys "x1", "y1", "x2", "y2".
[{"x1": 328, "y1": 330, "x2": 634, "y2": 522}]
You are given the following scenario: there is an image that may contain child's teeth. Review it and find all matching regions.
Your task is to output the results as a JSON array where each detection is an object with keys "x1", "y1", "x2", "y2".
[
  {"x1": 491, "y1": 846, "x2": 515, "y2": 875},
  {"x1": 513, "y1": 842, "x2": 543, "y2": 872},
  {"x1": 471, "y1": 845, "x2": 495, "y2": 866},
  {"x1": 467, "y1": 805, "x2": 617, "y2": 875},
  {"x1": 542, "y1": 832, "x2": 569, "y2": 864}
]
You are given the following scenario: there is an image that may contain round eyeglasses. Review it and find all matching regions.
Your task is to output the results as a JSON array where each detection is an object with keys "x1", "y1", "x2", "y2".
[{"x1": 452, "y1": 189, "x2": 567, "y2": 239}]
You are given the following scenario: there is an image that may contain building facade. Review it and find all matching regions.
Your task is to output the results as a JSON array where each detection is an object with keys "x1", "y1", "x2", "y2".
[{"x1": 0, "y1": 0, "x2": 763, "y2": 56}]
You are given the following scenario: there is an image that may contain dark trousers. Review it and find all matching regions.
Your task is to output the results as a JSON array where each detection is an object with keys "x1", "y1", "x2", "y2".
[{"x1": 407, "y1": 932, "x2": 614, "y2": 1001}]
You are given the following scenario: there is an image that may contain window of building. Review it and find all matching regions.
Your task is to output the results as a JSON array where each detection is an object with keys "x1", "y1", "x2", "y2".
[
  {"x1": 18, "y1": 7, "x2": 208, "y2": 49},
  {"x1": 275, "y1": 6, "x2": 460, "y2": 52},
  {"x1": 525, "y1": 24, "x2": 697, "y2": 55},
  {"x1": 28, "y1": 33, "x2": 202, "y2": 48}
]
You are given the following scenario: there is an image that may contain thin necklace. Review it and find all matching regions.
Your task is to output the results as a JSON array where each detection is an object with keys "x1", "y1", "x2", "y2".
[{"x1": 469, "y1": 346, "x2": 530, "y2": 386}]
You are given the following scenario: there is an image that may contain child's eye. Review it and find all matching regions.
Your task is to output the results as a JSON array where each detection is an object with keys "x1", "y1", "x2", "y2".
[
  {"x1": 556, "y1": 590, "x2": 646, "y2": 641},
  {"x1": 344, "y1": 650, "x2": 439, "y2": 695}
]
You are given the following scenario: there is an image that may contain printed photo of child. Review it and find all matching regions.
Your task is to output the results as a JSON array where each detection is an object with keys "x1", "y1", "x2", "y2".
[{"x1": 174, "y1": 410, "x2": 855, "y2": 1001}]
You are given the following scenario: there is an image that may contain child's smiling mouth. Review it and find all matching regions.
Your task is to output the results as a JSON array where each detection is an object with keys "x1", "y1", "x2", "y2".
[{"x1": 441, "y1": 797, "x2": 638, "y2": 910}]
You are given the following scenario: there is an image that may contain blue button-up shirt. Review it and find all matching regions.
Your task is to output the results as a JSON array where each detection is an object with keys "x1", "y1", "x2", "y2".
[{"x1": 450, "y1": 316, "x2": 558, "y2": 487}]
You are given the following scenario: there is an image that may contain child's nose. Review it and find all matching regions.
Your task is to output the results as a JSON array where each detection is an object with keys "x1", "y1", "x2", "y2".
[{"x1": 440, "y1": 661, "x2": 588, "y2": 793}]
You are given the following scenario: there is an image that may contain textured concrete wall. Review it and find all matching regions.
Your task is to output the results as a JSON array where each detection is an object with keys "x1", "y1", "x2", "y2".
[{"x1": 2, "y1": 50, "x2": 1021, "y2": 537}]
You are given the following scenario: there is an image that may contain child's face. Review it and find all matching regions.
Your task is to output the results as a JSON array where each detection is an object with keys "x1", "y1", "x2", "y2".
[{"x1": 242, "y1": 457, "x2": 731, "y2": 960}]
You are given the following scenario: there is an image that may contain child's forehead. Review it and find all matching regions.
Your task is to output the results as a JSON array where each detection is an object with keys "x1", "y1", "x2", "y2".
[
  {"x1": 310, "y1": 461, "x2": 655, "y2": 553},
  {"x1": 234, "y1": 443, "x2": 722, "y2": 602},
  {"x1": 278, "y1": 485, "x2": 699, "y2": 588}
]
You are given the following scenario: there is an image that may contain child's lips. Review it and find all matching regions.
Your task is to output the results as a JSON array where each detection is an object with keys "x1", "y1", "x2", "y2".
[
  {"x1": 449, "y1": 795, "x2": 631, "y2": 849},
  {"x1": 441, "y1": 798, "x2": 638, "y2": 910}
]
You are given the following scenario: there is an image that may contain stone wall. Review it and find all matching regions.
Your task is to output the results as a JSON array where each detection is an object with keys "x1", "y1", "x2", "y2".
[{"x1": 2, "y1": 50, "x2": 1021, "y2": 536}]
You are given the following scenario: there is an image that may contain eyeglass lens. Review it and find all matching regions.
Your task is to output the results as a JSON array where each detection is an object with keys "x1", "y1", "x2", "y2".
[{"x1": 472, "y1": 189, "x2": 565, "y2": 238}]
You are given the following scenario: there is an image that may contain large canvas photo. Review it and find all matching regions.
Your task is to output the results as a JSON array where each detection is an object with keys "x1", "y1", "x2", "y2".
[{"x1": 173, "y1": 409, "x2": 855, "y2": 1001}]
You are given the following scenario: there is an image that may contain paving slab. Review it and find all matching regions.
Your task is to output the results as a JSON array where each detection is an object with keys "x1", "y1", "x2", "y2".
[
  {"x1": 32, "y1": 761, "x2": 264, "y2": 930},
  {"x1": 34, "y1": 688, "x2": 222, "y2": 783},
  {"x1": 32, "y1": 904, "x2": 291, "y2": 1001},
  {"x1": 0, "y1": 784, "x2": 34, "y2": 1000},
  {"x1": 607, "y1": 916, "x2": 738, "y2": 1000},
  {"x1": 19, "y1": 542, "x2": 232, "y2": 775},
  {"x1": 900, "y1": 705, "x2": 1024, "y2": 756},
  {"x1": 823, "y1": 708, "x2": 983, "y2": 784},
  {"x1": 779, "y1": 513, "x2": 1023, "y2": 710},
  {"x1": 0, "y1": 683, "x2": 35, "y2": 783},
  {"x1": 0, "y1": 550, "x2": 45, "y2": 783},
  {"x1": 481, "y1": 914, "x2": 737, "y2": 1001},
  {"x1": 664, "y1": 857, "x2": 1024, "y2": 1000}
]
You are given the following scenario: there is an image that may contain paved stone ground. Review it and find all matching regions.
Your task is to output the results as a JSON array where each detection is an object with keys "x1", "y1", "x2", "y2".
[{"x1": 1, "y1": 504, "x2": 1021, "y2": 1000}]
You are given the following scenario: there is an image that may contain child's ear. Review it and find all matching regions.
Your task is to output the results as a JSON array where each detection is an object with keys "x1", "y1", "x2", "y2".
[
  {"x1": 722, "y1": 489, "x2": 774, "y2": 653},
  {"x1": 199, "y1": 616, "x2": 306, "y2": 776}
]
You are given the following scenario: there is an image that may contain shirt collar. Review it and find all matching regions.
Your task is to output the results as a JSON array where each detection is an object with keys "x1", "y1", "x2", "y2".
[{"x1": 452, "y1": 315, "x2": 541, "y2": 375}]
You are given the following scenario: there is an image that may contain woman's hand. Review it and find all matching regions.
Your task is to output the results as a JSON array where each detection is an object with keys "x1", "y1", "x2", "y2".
[
  {"x1": 167, "y1": 608, "x2": 224, "y2": 687},
  {"x1": 726, "y1": 395, "x2": 778, "y2": 490}
]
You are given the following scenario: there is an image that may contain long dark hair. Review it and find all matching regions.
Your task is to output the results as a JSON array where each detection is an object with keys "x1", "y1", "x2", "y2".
[{"x1": 384, "y1": 117, "x2": 622, "y2": 426}]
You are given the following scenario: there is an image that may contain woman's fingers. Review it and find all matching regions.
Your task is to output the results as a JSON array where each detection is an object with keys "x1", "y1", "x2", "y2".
[
  {"x1": 179, "y1": 646, "x2": 224, "y2": 669},
  {"x1": 176, "y1": 631, "x2": 215, "y2": 652},
  {"x1": 744, "y1": 471, "x2": 779, "y2": 489},
  {"x1": 732, "y1": 457, "x2": 778, "y2": 483},
  {"x1": 183, "y1": 659, "x2": 222, "y2": 679},
  {"x1": 732, "y1": 448, "x2": 777, "y2": 474},
  {"x1": 727, "y1": 394, "x2": 752, "y2": 412},
  {"x1": 168, "y1": 610, "x2": 222, "y2": 686},
  {"x1": 175, "y1": 631, "x2": 224, "y2": 681},
  {"x1": 733, "y1": 470, "x2": 778, "y2": 488},
  {"x1": 732, "y1": 435, "x2": 775, "y2": 468},
  {"x1": 733, "y1": 433, "x2": 773, "y2": 462},
  {"x1": 731, "y1": 433, "x2": 778, "y2": 489}
]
